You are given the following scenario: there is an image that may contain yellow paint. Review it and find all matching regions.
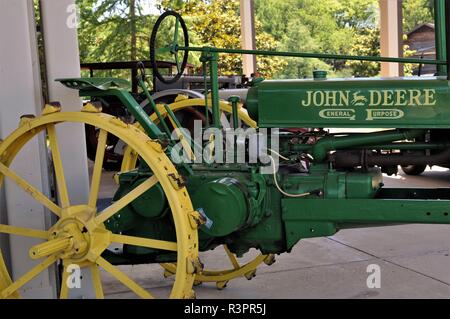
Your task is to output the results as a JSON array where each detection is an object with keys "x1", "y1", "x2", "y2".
[
  {"x1": 47, "y1": 124, "x2": 71, "y2": 208},
  {"x1": 0, "y1": 161, "x2": 62, "y2": 217},
  {"x1": 88, "y1": 129, "x2": 108, "y2": 208},
  {"x1": 81, "y1": 103, "x2": 102, "y2": 113},
  {"x1": 0, "y1": 250, "x2": 20, "y2": 299},
  {"x1": 1, "y1": 255, "x2": 57, "y2": 299},
  {"x1": 111, "y1": 233, "x2": 177, "y2": 251},
  {"x1": 95, "y1": 175, "x2": 158, "y2": 225},
  {"x1": 0, "y1": 224, "x2": 48, "y2": 239},
  {"x1": 29, "y1": 237, "x2": 72, "y2": 260},
  {"x1": 96, "y1": 256, "x2": 154, "y2": 299},
  {"x1": 90, "y1": 264, "x2": 104, "y2": 299},
  {"x1": 0, "y1": 112, "x2": 198, "y2": 298},
  {"x1": 42, "y1": 104, "x2": 61, "y2": 115}
]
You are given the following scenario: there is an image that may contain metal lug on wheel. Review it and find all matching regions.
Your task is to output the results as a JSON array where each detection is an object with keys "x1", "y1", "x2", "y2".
[
  {"x1": 185, "y1": 290, "x2": 196, "y2": 299},
  {"x1": 244, "y1": 269, "x2": 256, "y2": 280},
  {"x1": 42, "y1": 103, "x2": 61, "y2": 115},
  {"x1": 19, "y1": 114, "x2": 35, "y2": 127},
  {"x1": 187, "y1": 257, "x2": 203, "y2": 274},
  {"x1": 263, "y1": 254, "x2": 276, "y2": 266},
  {"x1": 163, "y1": 269, "x2": 174, "y2": 278},
  {"x1": 174, "y1": 94, "x2": 189, "y2": 102},
  {"x1": 216, "y1": 280, "x2": 229, "y2": 290},
  {"x1": 113, "y1": 173, "x2": 120, "y2": 184},
  {"x1": 81, "y1": 102, "x2": 102, "y2": 113}
]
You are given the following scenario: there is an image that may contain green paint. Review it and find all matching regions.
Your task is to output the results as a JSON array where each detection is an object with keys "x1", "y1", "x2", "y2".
[
  {"x1": 191, "y1": 178, "x2": 248, "y2": 237},
  {"x1": 247, "y1": 78, "x2": 450, "y2": 128}
]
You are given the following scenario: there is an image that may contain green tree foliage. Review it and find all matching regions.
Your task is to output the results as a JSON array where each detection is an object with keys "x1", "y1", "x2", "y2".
[
  {"x1": 275, "y1": 20, "x2": 331, "y2": 78},
  {"x1": 254, "y1": 0, "x2": 380, "y2": 77},
  {"x1": 77, "y1": 0, "x2": 153, "y2": 63},
  {"x1": 75, "y1": 0, "x2": 436, "y2": 79},
  {"x1": 403, "y1": 0, "x2": 433, "y2": 33},
  {"x1": 159, "y1": 0, "x2": 286, "y2": 77},
  {"x1": 346, "y1": 27, "x2": 380, "y2": 77}
]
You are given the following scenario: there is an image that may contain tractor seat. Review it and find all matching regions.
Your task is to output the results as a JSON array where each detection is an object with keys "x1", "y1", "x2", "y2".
[{"x1": 56, "y1": 77, "x2": 131, "y2": 91}]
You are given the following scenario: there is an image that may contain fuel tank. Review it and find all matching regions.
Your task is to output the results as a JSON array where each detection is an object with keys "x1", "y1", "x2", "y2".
[{"x1": 246, "y1": 76, "x2": 450, "y2": 129}]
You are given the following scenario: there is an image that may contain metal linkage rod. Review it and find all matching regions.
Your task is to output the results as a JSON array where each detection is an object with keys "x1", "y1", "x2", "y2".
[{"x1": 178, "y1": 46, "x2": 446, "y2": 66}]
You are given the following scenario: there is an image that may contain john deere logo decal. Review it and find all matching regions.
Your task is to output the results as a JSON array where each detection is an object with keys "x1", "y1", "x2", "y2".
[
  {"x1": 301, "y1": 89, "x2": 436, "y2": 121},
  {"x1": 301, "y1": 89, "x2": 436, "y2": 108},
  {"x1": 351, "y1": 91, "x2": 367, "y2": 106}
]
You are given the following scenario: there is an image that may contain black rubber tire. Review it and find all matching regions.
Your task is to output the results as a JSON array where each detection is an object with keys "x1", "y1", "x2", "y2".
[
  {"x1": 400, "y1": 165, "x2": 427, "y2": 175},
  {"x1": 150, "y1": 11, "x2": 189, "y2": 84}
]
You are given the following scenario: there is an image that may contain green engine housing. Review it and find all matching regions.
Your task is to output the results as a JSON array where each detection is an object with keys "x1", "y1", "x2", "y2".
[{"x1": 106, "y1": 163, "x2": 382, "y2": 260}]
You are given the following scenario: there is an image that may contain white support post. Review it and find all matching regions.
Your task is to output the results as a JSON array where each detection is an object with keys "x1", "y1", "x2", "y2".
[
  {"x1": 240, "y1": 0, "x2": 257, "y2": 77},
  {"x1": 0, "y1": 0, "x2": 56, "y2": 298},
  {"x1": 40, "y1": 0, "x2": 90, "y2": 205},
  {"x1": 379, "y1": 0, "x2": 404, "y2": 77},
  {"x1": 39, "y1": 0, "x2": 93, "y2": 298}
]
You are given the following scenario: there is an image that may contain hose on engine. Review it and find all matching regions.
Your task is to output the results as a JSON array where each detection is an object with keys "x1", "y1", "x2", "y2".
[{"x1": 268, "y1": 149, "x2": 319, "y2": 198}]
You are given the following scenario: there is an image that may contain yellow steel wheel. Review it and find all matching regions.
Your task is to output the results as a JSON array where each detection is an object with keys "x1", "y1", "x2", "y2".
[
  {"x1": 0, "y1": 110, "x2": 199, "y2": 299},
  {"x1": 119, "y1": 97, "x2": 274, "y2": 289}
]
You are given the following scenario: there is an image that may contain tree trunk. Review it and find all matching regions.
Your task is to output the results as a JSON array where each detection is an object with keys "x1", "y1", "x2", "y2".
[{"x1": 130, "y1": 0, "x2": 137, "y2": 61}]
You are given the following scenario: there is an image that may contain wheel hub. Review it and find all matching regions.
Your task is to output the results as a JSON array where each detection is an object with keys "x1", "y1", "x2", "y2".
[{"x1": 29, "y1": 205, "x2": 100, "y2": 261}]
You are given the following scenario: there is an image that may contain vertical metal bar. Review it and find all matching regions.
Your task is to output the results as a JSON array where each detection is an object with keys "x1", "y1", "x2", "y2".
[
  {"x1": 163, "y1": 104, "x2": 203, "y2": 153},
  {"x1": 228, "y1": 96, "x2": 240, "y2": 129},
  {"x1": 202, "y1": 61, "x2": 209, "y2": 128},
  {"x1": 109, "y1": 89, "x2": 164, "y2": 139},
  {"x1": 131, "y1": 67, "x2": 138, "y2": 93},
  {"x1": 434, "y1": 0, "x2": 447, "y2": 76},
  {"x1": 137, "y1": 79, "x2": 172, "y2": 136},
  {"x1": 445, "y1": 0, "x2": 450, "y2": 79},
  {"x1": 209, "y1": 52, "x2": 221, "y2": 129}
]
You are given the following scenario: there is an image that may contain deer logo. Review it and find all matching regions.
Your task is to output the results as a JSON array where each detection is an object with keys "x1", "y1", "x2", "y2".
[{"x1": 352, "y1": 91, "x2": 367, "y2": 106}]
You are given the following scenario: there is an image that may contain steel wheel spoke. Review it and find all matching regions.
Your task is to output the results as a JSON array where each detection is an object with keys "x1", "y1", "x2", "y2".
[
  {"x1": 88, "y1": 129, "x2": 108, "y2": 208},
  {"x1": 95, "y1": 175, "x2": 158, "y2": 224},
  {"x1": 220, "y1": 112, "x2": 231, "y2": 129},
  {"x1": 174, "y1": 52, "x2": 181, "y2": 74},
  {"x1": 59, "y1": 263, "x2": 69, "y2": 299},
  {"x1": 111, "y1": 234, "x2": 177, "y2": 252},
  {"x1": 47, "y1": 125, "x2": 70, "y2": 208},
  {"x1": 224, "y1": 245, "x2": 240, "y2": 270},
  {"x1": 0, "y1": 255, "x2": 57, "y2": 299},
  {"x1": 96, "y1": 256, "x2": 153, "y2": 299},
  {"x1": 173, "y1": 16, "x2": 179, "y2": 45},
  {"x1": 90, "y1": 264, "x2": 104, "y2": 299},
  {"x1": 0, "y1": 162, "x2": 61, "y2": 217},
  {"x1": 0, "y1": 224, "x2": 47, "y2": 239}
]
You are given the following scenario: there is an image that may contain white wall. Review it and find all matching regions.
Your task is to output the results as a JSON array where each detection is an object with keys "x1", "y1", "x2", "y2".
[{"x1": 0, "y1": 0, "x2": 56, "y2": 298}]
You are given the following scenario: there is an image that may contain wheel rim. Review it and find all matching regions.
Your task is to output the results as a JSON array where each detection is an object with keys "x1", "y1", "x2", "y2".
[
  {"x1": 120, "y1": 97, "x2": 273, "y2": 288},
  {"x1": 0, "y1": 111, "x2": 198, "y2": 299}
]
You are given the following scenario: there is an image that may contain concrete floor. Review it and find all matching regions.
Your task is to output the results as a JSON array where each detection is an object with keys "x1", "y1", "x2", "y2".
[{"x1": 100, "y1": 167, "x2": 450, "y2": 299}]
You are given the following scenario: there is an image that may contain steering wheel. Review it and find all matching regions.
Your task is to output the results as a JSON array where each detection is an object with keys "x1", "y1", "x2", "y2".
[{"x1": 150, "y1": 10, "x2": 189, "y2": 84}]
